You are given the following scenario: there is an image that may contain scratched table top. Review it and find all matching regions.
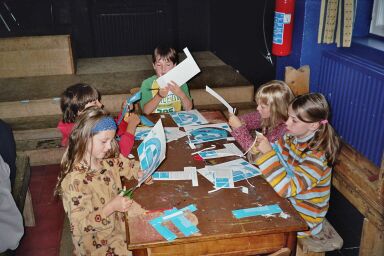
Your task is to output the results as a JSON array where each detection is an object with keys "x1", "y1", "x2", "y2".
[{"x1": 125, "y1": 110, "x2": 307, "y2": 251}]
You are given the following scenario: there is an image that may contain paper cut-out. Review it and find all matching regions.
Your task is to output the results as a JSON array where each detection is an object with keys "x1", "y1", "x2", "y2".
[
  {"x1": 156, "y1": 48, "x2": 201, "y2": 88},
  {"x1": 116, "y1": 91, "x2": 142, "y2": 126},
  {"x1": 137, "y1": 120, "x2": 166, "y2": 186},
  {"x1": 232, "y1": 204, "x2": 282, "y2": 219},
  {"x1": 139, "y1": 115, "x2": 155, "y2": 127},
  {"x1": 170, "y1": 109, "x2": 208, "y2": 127},
  {"x1": 152, "y1": 167, "x2": 198, "y2": 186},
  {"x1": 149, "y1": 204, "x2": 199, "y2": 241},
  {"x1": 205, "y1": 85, "x2": 235, "y2": 114},
  {"x1": 198, "y1": 143, "x2": 243, "y2": 159}
]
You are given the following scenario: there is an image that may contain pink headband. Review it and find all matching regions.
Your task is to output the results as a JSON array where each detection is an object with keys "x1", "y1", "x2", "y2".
[{"x1": 320, "y1": 120, "x2": 328, "y2": 125}]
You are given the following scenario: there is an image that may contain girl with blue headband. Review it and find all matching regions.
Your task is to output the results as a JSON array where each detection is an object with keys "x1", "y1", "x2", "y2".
[{"x1": 54, "y1": 107, "x2": 146, "y2": 255}]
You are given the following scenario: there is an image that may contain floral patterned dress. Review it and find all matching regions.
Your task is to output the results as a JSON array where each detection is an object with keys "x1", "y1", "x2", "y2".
[{"x1": 61, "y1": 157, "x2": 139, "y2": 256}]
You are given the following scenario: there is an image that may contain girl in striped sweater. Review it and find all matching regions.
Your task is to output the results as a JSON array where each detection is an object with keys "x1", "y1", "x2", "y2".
[{"x1": 254, "y1": 93, "x2": 340, "y2": 237}]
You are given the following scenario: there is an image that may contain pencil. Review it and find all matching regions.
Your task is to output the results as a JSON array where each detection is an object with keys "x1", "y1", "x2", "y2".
[{"x1": 147, "y1": 88, "x2": 159, "y2": 91}]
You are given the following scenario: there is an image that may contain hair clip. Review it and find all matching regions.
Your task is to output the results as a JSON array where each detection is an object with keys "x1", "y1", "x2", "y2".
[{"x1": 320, "y1": 119, "x2": 328, "y2": 125}]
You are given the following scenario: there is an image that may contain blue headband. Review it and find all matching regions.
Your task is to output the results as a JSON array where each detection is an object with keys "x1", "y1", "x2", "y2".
[{"x1": 91, "y1": 117, "x2": 117, "y2": 134}]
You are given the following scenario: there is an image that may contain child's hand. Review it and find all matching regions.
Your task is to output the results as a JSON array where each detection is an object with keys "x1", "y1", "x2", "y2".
[
  {"x1": 137, "y1": 169, "x2": 153, "y2": 184},
  {"x1": 103, "y1": 195, "x2": 133, "y2": 215},
  {"x1": 255, "y1": 134, "x2": 273, "y2": 154},
  {"x1": 167, "y1": 81, "x2": 185, "y2": 98},
  {"x1": 158, "y1": 87, "x2": 169, "y2": 98},
  {"x1": 124, "y1": 113, "x2": 140, "y2": 126},
  {"x1": 228, "y1": 114, "x2": 242, "y2": 129}
]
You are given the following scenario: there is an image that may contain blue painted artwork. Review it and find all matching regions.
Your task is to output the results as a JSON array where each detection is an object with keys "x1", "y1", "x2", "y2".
[
  {"x1": 116, "y1": 91, "x2": 142, "y2": 126},
  {"x1": 232, "y1": 204, "x2": 282, "y2": 219},
  {"x1": 170, "y1": 109, "x2": 208, "y2": 127},
  {"x1": 140, "y1": 115, "x2": 155, "y2": 127},
  {"x1": 189, "y1": 128, "x2": 228, "y2": 144},
  {"x1": 137, "y1": 120, "x2": 166, "y2": 185}
]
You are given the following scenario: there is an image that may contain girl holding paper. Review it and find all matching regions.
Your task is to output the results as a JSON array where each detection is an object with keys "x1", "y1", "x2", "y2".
[
  {"x1": 58, "y1": 83, "x2": 139, "y2": 157},
  {"x1": 228, "y1": 80, "x2": 294, "y2": 151},
  {"x1": 54, "y1": 107, "x2": 148, "y2": 255},
  {"x1": 140, "y1": 46, "x2": 193, "y2": 114}
]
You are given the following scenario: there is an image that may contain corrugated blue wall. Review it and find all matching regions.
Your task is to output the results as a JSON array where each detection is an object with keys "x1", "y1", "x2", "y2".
[{"x1": 317, "y1": 51, "x2": 384, "y2": 166}]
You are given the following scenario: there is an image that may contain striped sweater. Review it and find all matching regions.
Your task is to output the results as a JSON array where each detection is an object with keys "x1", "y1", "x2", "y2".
[{"x1": 255, "y1": 133, "x2": 331, "y2": 237}]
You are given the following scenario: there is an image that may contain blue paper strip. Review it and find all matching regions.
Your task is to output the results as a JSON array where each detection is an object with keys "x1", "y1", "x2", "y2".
[
  {"x1": 271, "y1": 143, "x2": 294, "y2": 177},
  {"x1": 140, "y1": 115, "x2": 155, "y2": 127},
  {"x1": 152, "y1": 172, "x2": 170, "y2": 179},
  {"x1": 232, "y1": 204, "x2": 282, "y2": 219}
]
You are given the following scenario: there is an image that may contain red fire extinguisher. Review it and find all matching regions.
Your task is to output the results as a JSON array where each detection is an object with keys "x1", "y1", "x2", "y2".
[{"x1": 272, "y1": 0, "x2": 296, "y2": 56}]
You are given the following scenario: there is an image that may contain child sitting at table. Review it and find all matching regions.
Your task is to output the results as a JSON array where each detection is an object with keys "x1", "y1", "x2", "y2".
[
  {"x1": 228, "y1": 80, "x2": 294, "y2": 151},
  {"x1": 58, "y1": 83, "x2": 139, "y2": 157},
  {"x1": 54, "y1": 107, "x2": 144, "y2": 255},
  {"x1": 253, "y1": 93, "x2": 340, "y2": 237},
  {"x1": 140, "y1": 45, "x2": 193, "y2": 114}
]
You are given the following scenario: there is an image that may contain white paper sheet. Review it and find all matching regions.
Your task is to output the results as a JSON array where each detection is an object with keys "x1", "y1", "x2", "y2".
[
  {"x1": 198, "y1": 143, "x2": 243, "y2": 159},
  {"x1": 205, "y1": 85, "x2": 235, "y2": 114},
  {"x1": 156, "y1": 48, "x2": 201, "y2": 88},
  {"x1": 152, "y1": 167, "x2": 198, "y2": 186}
]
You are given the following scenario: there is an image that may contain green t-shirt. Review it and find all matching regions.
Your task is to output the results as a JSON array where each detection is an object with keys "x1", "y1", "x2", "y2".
[{"x1": 139, "y1": 75, "x2": 192, "y2": 113}]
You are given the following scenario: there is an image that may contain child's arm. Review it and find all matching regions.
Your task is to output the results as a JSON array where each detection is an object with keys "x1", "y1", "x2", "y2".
[
  {"x1": 62, "y1": 173, "x2": 127, "y2": 236},
  {"x1": 118, "y1": 113, "x2": 140, "y2": 157},
  {"x1": 255, "y1": 137, "x2": 328, "y2": 198},
  {"x1": 228, "y1": 114, "x2": 257, "y2": 151},
  {"x1": 142, "y1": 88, "x2": 169, "y2": 115},
  {"x1": 168, "y1": 81, "x2": 193, "y2": 111}
]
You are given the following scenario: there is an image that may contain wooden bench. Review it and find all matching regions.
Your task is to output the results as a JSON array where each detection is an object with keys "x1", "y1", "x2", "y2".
[
  {"x1": 331, "y1": 143, "x2": 384, "y2": 256},
  {"x1": 0, "y1": 37, "x2": 255, "y2": 166}
]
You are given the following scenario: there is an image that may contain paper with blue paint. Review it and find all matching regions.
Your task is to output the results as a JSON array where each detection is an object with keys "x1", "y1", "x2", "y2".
[
  {"x1": 148, "y1": 204, "x2": 199, "y2": 241},
  {"x1": 137, "y1": 119, "x2": 166, "y2": 186},
  {"x1": 170, "y1": 109, "x2": 208, "y2": 127},
  {"x1": 184, "y1": 123, "x2": 232, "y2": 144},
  {"x1": 116, "y1": 91, "x2": 142, "y2": 126},
  {"x1": 163, "y1": 208, "x2": 199, "y2": 236},
  {"x1": 139, "y1": 115, "x2": 155, "y2": 127},
  {"x1": 198, "y1": 143, "x2": 243, "y2": 159},
  {"x1": 152, "y1": 167, "x2": 198, "y2": 186},
  {"x1": 232, "y1": 204, "x2": 282, "y2": 219},
  {"x1": 215, "y1": 158, "x2": 261, "y2": 182}
]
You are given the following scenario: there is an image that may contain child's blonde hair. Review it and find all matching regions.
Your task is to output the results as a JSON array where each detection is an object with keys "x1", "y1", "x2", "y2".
[
  {"x1": 255, "y1": 80, "x2": 294, "y2": 132},
  {"x1": 289, "y1": 93, "x2": 340, "y2": 165},
  {"x1": 60, "y1": 83, "x2": 101, "y2": 123},
  {"x1": 54, "y1": 107, "x2": 119, "y2": 196}
]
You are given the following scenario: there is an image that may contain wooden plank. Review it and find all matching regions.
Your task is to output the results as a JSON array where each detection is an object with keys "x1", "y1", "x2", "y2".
[
  {"x1": 0, "y1": 35, "x2": 74, "y2": 78},
  {"x1": 359, "y1": 218, "x2": 384, "y2": 256},
  {"x1": 20, "y1": 147, "x2": 66, "y2": 166}
]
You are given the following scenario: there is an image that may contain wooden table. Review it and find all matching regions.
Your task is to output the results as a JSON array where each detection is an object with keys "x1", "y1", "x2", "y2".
[{"x1": 125, "y1": 111, "x2": 307, "y2": 256}]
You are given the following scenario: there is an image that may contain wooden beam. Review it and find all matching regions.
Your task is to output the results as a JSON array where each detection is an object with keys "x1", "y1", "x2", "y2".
[{"x1": 359, "y1": 218, "x2": 384, "y2": 256}]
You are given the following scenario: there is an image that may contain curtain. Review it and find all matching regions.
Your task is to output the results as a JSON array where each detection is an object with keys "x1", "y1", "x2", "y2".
[{"x1": 318, "y1": 0, "x2": 357, "y2": 47}]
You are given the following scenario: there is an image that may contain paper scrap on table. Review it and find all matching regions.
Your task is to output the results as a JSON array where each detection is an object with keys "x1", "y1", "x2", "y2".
[
  {"x1": 152, "y1": 167, "x2": 198, "y2": 186},
  {"x1": 232, "y1": 204, "x2": 282, "y2": 219},
  {"x1": 212, "y1": 167, "x2": 235, "y2": 189},
  {"x1": 137, "y1": 120, "x2": 166, "y2": 186},
  {"x1": 149, "y1": 204, "x2": 199, "y2": 241},
  {"x1": 205, "y1": 85, "x2": 235, "y2": 114},
  {"x1": 198, "y1": 143, "x2": 243, "y2": 159},
  {"x1": 156, "y1": 47, "x2": 201, "y2": 88}
]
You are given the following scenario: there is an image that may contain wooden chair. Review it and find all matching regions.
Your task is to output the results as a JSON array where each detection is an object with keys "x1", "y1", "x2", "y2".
[{"x1": 296, "y1": 219, "x2": 343, "y2": 256}]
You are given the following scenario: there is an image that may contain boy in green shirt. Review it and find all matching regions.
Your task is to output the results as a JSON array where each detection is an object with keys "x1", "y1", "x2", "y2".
[{"x1": 140, "y1": 46, "x2": 193, "y2": 114}]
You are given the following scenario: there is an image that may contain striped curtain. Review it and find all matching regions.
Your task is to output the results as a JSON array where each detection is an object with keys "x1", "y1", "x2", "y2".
[{"x1": 318, "y1": 0, "x2": 357, "y2": 47}]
